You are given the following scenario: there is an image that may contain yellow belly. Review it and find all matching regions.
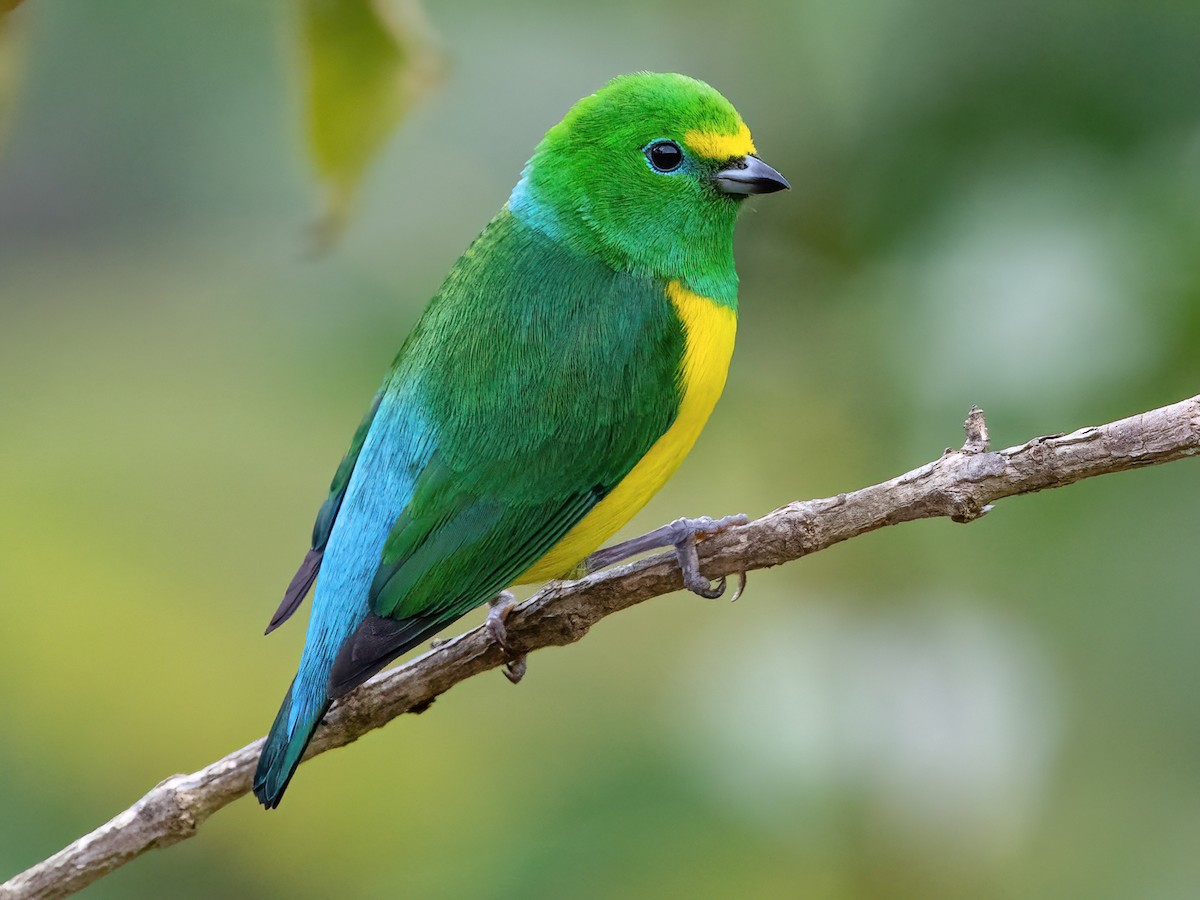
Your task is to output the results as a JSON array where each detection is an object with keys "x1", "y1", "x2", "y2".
[{"x1": 518, "y1": 280, "x2": 737, "y2": 583}]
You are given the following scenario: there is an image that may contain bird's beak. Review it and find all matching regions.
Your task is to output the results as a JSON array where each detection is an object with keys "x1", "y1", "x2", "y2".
[{"x1": 713, "y1": 155, "x2": 790, "y2": 195}]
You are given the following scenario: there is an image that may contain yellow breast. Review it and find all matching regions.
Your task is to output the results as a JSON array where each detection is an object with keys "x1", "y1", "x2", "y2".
[{"x1": 519, "y1": 280, "x2": 737, "y2": 583}]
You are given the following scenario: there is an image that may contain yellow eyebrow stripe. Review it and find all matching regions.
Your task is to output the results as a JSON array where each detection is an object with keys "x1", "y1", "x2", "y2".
[{"x1": 683, "y1": 122, "x2": 755, "y2": 160}]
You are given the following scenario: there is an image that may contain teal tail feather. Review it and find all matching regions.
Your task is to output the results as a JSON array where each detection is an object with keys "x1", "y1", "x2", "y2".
[{"x1": 253, "y1": 678, "x2": 330, "y2": 809}]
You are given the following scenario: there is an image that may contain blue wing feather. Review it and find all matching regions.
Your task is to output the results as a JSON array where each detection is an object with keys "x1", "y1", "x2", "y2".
[
  {"x1": 264, "y1": 391, "x2": 383, "y2": 634},
  {"x1": 253, "y1": 388, "x2": 435, "y2": 806}
]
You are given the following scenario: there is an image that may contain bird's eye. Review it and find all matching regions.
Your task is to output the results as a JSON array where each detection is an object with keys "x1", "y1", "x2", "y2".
[{"x1": 645, "y1": 140, "x2": 683, "y2": 173}]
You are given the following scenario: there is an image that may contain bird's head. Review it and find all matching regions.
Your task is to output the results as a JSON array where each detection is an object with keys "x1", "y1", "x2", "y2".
[{"x1": 509, "y1": 72, "x2": 788, "y2": 294}]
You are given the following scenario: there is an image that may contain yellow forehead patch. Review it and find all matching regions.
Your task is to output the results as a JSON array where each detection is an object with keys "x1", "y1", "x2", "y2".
[{"x1": 683, "y1": 121, "x2": 755, "y2": 161}]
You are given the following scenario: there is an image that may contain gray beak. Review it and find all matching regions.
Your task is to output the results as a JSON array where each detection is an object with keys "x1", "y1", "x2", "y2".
[{"x1": 713, "y1": 155, "x2": 790, "y2": 195}]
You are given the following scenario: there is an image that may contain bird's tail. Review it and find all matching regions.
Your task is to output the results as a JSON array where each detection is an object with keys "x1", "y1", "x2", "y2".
[{"x1": 253, "y1": 676, "x2": 330, "y2": 809}]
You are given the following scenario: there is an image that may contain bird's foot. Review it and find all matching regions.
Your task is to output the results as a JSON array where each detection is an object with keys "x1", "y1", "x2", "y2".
[
  {"x1": 668, "y1": 515, "x2": 747, "y2": 599},
  {"x1": 486, "y1": 591, "x2": 527, "y2": 684},
  {"x1": 585, "y1": 513, "x2": 748, "y2": 600}
]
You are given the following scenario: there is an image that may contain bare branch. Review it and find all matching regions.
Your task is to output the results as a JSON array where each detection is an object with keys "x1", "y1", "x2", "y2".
[{"x1": 4, "y1": 394, "x2": 1198, "y2": 900}]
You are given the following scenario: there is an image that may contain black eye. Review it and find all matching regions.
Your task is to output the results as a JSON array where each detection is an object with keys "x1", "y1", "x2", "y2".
[{"x1": 646, "y1": 140, "x2": 683, "y2": 173}]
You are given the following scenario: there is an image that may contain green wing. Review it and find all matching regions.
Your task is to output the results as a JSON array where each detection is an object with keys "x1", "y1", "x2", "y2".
[{"x1": 328, "y1": 211, "x2": 684, "y2": 692}]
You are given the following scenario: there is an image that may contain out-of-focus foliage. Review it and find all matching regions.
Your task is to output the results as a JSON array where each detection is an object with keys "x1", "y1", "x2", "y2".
[
  {"x1": 299, "y1": 0, "x2": 443, "y2": 250},
  {"x1": 0, "y1": 4, "x2": 26, "y2": 158},
  {"x1": 0, "y1": 1, "x2": 1198, "y2": 898}
]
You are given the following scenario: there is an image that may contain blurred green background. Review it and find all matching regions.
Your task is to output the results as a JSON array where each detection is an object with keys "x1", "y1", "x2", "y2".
[{"x1": 2, "y1": 1, "x2": 1199, "y2": 897}]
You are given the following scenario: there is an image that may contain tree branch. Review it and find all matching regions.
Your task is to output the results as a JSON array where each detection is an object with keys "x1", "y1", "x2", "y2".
[{"x1": 4, "y1": 395, "x2": 1198, "y2": 900}]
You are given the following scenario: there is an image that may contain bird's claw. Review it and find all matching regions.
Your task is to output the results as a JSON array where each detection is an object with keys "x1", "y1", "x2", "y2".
[
  {"x1": 687, "y1": 570, "x2": 727, "y2": 599},
  {"x1": 729, "y1": 570, "x2": 748, "y2": 603},
  {"x1": 486, "y1": 591, "x2": 527, "y2": 684}
]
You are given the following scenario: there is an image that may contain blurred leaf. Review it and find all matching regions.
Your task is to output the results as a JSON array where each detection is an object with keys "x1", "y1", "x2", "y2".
[
  {"x1": 298, "y1": 0, "x2": 444, "y2": 252},
  {"x1": 0, "y1": 3, "x2": 26, "y2": 159}
]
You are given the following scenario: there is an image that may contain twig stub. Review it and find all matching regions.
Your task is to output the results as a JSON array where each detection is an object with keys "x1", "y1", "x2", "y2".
[{"x1": 962, "y1": 405, "x2": 990, "y2": 454}]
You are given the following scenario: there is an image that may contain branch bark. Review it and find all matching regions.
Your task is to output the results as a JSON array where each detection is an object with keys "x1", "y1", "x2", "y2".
[{"x1": 4, "y1": 395, "x2": 1198, "y2": 900}]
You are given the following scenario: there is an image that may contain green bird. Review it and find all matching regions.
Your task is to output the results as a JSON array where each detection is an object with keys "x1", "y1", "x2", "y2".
[{"x1": 254, "y1": 72, "x2": 788, "y2": 808}]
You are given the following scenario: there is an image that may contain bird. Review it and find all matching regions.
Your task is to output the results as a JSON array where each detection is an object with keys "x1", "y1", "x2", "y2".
[{"x1": 253, "y1": 71, "x2": 789, "y2": 808}]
